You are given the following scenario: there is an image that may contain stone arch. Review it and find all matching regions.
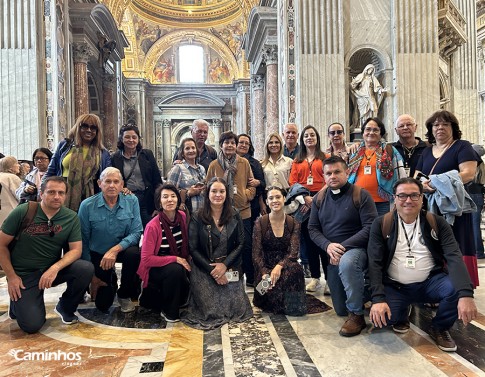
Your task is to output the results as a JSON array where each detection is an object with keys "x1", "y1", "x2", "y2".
[
  {"x1": 143, "y1": 29, "x2": 241, "y2": 83},
  {"x1": 170, "y1": 121, "x2": 216, "y2": 151},
  {"x1": 91, "y1": 4, "x2": 126, "y2": 61}
]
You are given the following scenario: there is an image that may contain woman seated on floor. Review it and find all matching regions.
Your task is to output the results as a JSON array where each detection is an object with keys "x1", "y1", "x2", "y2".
[
  {"x1": 137, "y1": 183, "x2": 191, "y2": 322},
  {"x1": 181, "y1": 177, "x2": 253, "y2": 330},
  {"x1": 252, "y1": 186, "x2": 307, "y2": 316}
]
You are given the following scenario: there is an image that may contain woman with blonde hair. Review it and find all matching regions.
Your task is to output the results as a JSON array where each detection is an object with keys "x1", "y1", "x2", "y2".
[
  {"x1": 261, "y1": 132, "x2": 293, "y2": 189},
  {"x1": 0, "y1": 156, "x2": 22, "y2": 225},
  {"x1": 45, "y1": 113, "x2": 111, "y2": 211}
]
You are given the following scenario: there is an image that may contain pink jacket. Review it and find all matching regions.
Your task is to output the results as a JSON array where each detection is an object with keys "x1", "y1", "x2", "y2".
[{"x1": 136, "y1": 211, "x2": 188, "y2": 288}]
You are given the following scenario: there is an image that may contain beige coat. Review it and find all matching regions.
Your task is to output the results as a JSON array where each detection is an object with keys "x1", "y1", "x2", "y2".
[
  {"x1": 206, "y1": 155, "x2": 256, "y2": 219},
  {"x1": 0, "y1": 172, "x2": 22, "y2": 226}
]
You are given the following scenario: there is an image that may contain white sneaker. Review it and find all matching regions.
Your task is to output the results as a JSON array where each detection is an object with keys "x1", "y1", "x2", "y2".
[
  {"x1": 118, "y1": 297, "x2": 136, "y2": 313},
  {"x1": 306, "y1": 278, "x2": 320, "y2": 292}
]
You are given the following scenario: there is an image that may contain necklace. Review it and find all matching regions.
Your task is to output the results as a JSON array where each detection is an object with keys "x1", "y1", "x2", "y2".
[{"x1": 402, "y1": 144, "x2": 417, "y2": 159}]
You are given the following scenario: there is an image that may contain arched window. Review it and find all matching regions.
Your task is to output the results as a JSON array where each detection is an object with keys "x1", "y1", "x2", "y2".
[{"x1": 179, "y1": 45, "x2": 204, "y2": 83}]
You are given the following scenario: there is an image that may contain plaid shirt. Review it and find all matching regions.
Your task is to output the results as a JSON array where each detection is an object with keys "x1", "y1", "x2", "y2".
[{"x1": 166, "y1": 161, "x2": 206, "y2": 213}]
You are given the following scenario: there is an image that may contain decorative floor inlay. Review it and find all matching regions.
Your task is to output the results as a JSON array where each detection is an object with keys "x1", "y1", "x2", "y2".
[
  {"x1": 228, "y1": 312, "x2": 286, "y2": 376},
  {"x1": 203, "y1": 328, "x2": 224, "y2": 376},
  {"x1": 78, "y1": 306, "x2": 168, "y2": 329}
]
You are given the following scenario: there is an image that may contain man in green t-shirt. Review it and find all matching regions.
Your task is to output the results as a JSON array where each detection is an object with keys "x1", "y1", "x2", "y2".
[{"x1": 0, "y1": 176, "x2": 93, "y2": 333}]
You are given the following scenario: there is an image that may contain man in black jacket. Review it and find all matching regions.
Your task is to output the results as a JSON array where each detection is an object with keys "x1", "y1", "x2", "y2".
[{"x1": 368, "y1": 177, "x2": 477, "y2": 352}]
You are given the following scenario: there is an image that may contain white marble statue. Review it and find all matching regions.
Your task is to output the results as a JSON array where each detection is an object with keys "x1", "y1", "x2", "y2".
[{"x1": 350, "y1": 64, "x2": 388, "y2": 128}]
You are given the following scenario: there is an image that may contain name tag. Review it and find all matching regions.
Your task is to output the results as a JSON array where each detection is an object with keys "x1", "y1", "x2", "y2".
[
  {"x1": 233, "y1": 186, "x2": 238, "y2": 195},
  {"x1": 364, "y1": 165, "x2": 372, "y2": 175},
  {"x1": 405, "y1": 255, "x2": 415, "y2": 269},
  {"x1": 404, "y1": 167, "x2": 410, "y2": 177},
  {"x1": 307, "y1": 176, "x2": 314, "y2": 185}
]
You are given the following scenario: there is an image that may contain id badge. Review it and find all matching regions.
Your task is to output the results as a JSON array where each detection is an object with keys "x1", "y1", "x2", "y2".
[
  {"x1": 307, "y1": 176, "x2": 314, "y2": 185},
  {"x1": 405, "y1": 255, "x2": 416, "y2": 269},
  {"x1": 233, "y1": 186, "x2": 238, "y2": 195},
  {"x1": 364, "y1": 165, "x2": 372, "y2": 175},
  {"x1": 404, "y1": 167, "x2": 410, "y2": 177}
]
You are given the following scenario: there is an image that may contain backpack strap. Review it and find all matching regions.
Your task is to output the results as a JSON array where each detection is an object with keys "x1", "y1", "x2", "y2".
[
  {"x1": 380, "y1": 209, "x2": 395, "y2": 239},
  {"x1": 352, "y1": 185, "x2": 362, "y2": 209},
  {"x1": 315, "y1": 187, "x2": 328, "y2": 209},
  {"x1": 9, "y1": 201, "x2": 38, "y2": 252}
]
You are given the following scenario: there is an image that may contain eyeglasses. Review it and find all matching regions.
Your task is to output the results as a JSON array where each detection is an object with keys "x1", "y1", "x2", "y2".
[
  {"x1": 364, "y1": 128, "x2": 381, "y2": 134},
  {"x1": 47, "y1": 219, "x2": 55, "y2": 237},
  {"x1": 80, "y1": 123, "x2": 98, "y2": 132},
  {"x1": 238, "y1": 141, "x2": 251, "y2": 146},
  {"x1": 395, "y1": 193, "x2": 422, "y2": 201},
  {"x1": 329, "y1": 130, "x2": 344, "y2": 136},
  {"x1": 34, "y1": 157, "x2": 49, "y2": 162},
  {"x1": 396, "y1": 123, "x2": 415, "y2": 129}
]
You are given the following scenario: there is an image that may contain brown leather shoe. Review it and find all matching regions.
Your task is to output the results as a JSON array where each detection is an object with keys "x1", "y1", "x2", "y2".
[
  {"x1": 429, "y1": 327, "x2": 457, "y2": 352},
  {"x1": 339, "y1": 313, "x2": 366, "y2": 337}
]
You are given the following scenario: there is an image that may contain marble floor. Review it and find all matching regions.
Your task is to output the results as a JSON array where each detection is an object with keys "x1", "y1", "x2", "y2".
[{"x1": 1, "y1": 262, "x2": 485, "y2": 377}]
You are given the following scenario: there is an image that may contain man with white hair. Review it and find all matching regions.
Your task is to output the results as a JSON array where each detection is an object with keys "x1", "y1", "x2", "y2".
[
  {"x1": 392, "y1": 114, "x2": 429, "y2": 178},
  {"x1": 78, "y1": 167, "x2": 143, "y2": 313},
  {"x1": 173, "y1": 119, "x2": 217, "y2": 171}
]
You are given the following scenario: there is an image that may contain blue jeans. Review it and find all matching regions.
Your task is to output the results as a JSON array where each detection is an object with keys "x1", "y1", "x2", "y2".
[
  {"x1": 470, "y1": 193, "x2": 484, "y2": 258},
  {"x1": 384, "y1": 272, "x2": 459, "y2": 330},
  {"x1": 326, "y1": 248, "x2": 367, "y2": 316}
]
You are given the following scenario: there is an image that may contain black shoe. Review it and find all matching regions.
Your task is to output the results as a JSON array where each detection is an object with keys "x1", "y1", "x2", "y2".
[
  {"x1": 392, "y1": 321, "x2": 410, "y2": 334},
  {"x1": 54, "y1": 302, "x2": 79, "y2": 325},
  {"x1": 429, "y1": 327, "x2": 457, "y2": 352},
  {"x1": 161, "y1": 311, "x2": 180, "y2": 323}
]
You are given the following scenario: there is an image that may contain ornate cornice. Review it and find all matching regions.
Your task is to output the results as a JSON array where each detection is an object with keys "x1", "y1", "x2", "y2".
[
  {"x1": 438, "y1": 0, "x2": 467, "y2": 58},
  {"x1": 73, "y1": 42, "x2": 95, "y2": 63},
  {"x1": 262, "y1": 44, "x2": 277, "y2": 65}
]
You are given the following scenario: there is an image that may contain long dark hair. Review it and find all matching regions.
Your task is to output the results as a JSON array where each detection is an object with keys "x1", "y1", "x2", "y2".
[
  {"x1": 424, "y1": 110, "x2": 462, "y2": 144},
  {"x1": 117, "y1": 124, "x2": 143, "y2": 151},
  {"x1": 32, "y1": 148, "x2": 53, "y2": 164},
  {"x1": 295, "y1": 125, "x2": 326, "y2": 163},
  {"x1": 198, "y1": 177, "x2": 234, "y2": 226}
]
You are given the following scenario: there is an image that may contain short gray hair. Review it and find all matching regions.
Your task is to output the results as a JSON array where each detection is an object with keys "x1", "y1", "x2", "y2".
[
  {"x1": 99, "y1": 167, "x2": 123, "y2": 181},
  {"x1": 192, "y1": 119, "x2": 209, "y2": 130}
]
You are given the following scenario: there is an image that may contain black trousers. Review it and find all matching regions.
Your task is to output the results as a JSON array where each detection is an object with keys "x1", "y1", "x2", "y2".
[
  {"x1": 90, "y1": 246, "x2": 140, "y2": 312},
  {"x1": 10, "y1": 260, "x2": 94, "y2": 333},
  {"x1": 139, "y1": 263, "x2": 190, "y2": 319}
]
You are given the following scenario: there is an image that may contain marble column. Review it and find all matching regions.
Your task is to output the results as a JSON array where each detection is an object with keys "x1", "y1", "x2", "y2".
[
  {"x1": 262, "y1": 45, "x2": 279, "y2": 136},
  {"x1": 162, "y1": 119, "x2": 172, "y2": 177},
  {"x1": 73, "y1": 42, "x2": 92, "y2": 119},
  {"x1": 102, "y1": 73, "x2": 116, "y2": 152},
  {"x1": 212, "y1": 119, "x2": 222, "y2": 153},
  {"x1": 251, "y1": 74, "x2": 265, "y2": 160},
  {"x1": 235, "y1": 81, "x2": 251, "y2": 135}
]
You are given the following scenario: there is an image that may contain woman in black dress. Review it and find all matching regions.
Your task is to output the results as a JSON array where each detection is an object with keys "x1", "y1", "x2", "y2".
[{"x1": 252, "y1": 186, "x2": 306, "y2": 316}]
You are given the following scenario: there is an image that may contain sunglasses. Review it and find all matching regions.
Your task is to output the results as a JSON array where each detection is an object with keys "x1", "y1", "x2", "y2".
[
  {"x1": 328, "y1": 130, "x2": 344, "y2": 136},
  {"x1": 47, "y1": 219, "x2": 55, "y2": 237},
  {"x1": 80, "y1": 123, "x2": 98, "y2": 132}
]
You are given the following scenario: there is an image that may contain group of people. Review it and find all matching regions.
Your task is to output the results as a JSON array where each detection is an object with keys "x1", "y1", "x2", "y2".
[{"x1": 0, "y1": 110, "x2": 481, "y2": 353}]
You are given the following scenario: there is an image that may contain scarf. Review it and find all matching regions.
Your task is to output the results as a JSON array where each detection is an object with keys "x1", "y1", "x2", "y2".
[
  {"x1": 348, "y1": 141, "x2": 393, "y2": 179},
  {"x1": 65, "y1": 145, "x2": 100, "y2": 211},
  {"x1": 159, "y1": 210, "x2": 189, "y2": 259},
  {"x1": 217, "y1": 150, "x2": 237, "y2": 199}
]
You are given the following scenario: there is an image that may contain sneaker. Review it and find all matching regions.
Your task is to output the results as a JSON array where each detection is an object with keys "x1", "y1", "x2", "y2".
[
  {"x1": 306, "y1": 278, "x2": 320, "y2": 292},
  {"x1": 118, "y1": 297, "x2": 136, "y2": 313},
  {"x1": 54, "y1": 302, "x2": 79, "y2": 325},
  {"x1": 161, "y1": 311, "x2": 180, "y2": 323},
  {"x1": 339, "y1": 313, "x2": 366, "y2": 337},
  {"x1": 392, "y1": 321, "x2": 410, "y2": 334},
  {"x1": 323, "y1": 283, "x2": 331, "y2": 295},
  {"x1": 429, "y1": 327, "x2": 457, "y2": 352}
]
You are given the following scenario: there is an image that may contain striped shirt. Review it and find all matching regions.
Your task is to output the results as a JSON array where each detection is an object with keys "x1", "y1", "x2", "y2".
[{"x1": 158, "y1": 223, "x2": 183, "y2": 256}]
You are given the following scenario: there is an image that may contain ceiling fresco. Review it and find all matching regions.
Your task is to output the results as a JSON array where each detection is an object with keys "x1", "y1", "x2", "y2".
[{"x1": 113, "y1": 0, "x2": 256, "y2": 83}]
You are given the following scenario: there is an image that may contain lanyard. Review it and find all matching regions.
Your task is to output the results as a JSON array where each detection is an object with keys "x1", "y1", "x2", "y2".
[
  {"x1": 399, "y1": 216, "x2": 418, "y2": 255},
  {"x1": 364, "y1": 150, "x2": 376, "y2": 165},
  {"x1": 307, "y1": 158, "x2": 314, "y2": 176}
]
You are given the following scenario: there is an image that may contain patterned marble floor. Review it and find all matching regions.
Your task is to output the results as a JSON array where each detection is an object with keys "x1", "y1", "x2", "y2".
[{"x1": 1, "y1": 261, "x2": 485, "y2": 377}]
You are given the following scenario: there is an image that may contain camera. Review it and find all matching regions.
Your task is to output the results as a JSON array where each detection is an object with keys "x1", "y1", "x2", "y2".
[
  {"x1": 225, "y1": 270, "x2": 239, "y2": 282},
  {"x1": 255, "y1": 276, "x2": 272, "y2": 295}
]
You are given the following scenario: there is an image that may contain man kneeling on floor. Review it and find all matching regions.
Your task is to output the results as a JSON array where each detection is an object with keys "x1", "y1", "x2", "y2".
[
  {"x1": 308, "y1": 156, "x2": 377, "y2": 336},
  {"x1": 78, "y1": 167, "x2": 142, "y2": 313},
  {"x1": 368, "y1": 177, "x2": 478, "y2": 352},
  {"x1": 0, "y1": 176, "x2": 94, "y2": 333}
]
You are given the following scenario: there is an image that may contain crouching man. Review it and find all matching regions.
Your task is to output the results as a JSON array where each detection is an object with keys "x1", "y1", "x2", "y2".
[
  {"x1": 0, "y1": 176, "x2": 94, "y2": 333},
  {"x1": 78, "y1": 167, "x2": 142, "y2": 313},
  {"x1": 368, "y1": 177, "x2": 477, "y2": 352}
]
